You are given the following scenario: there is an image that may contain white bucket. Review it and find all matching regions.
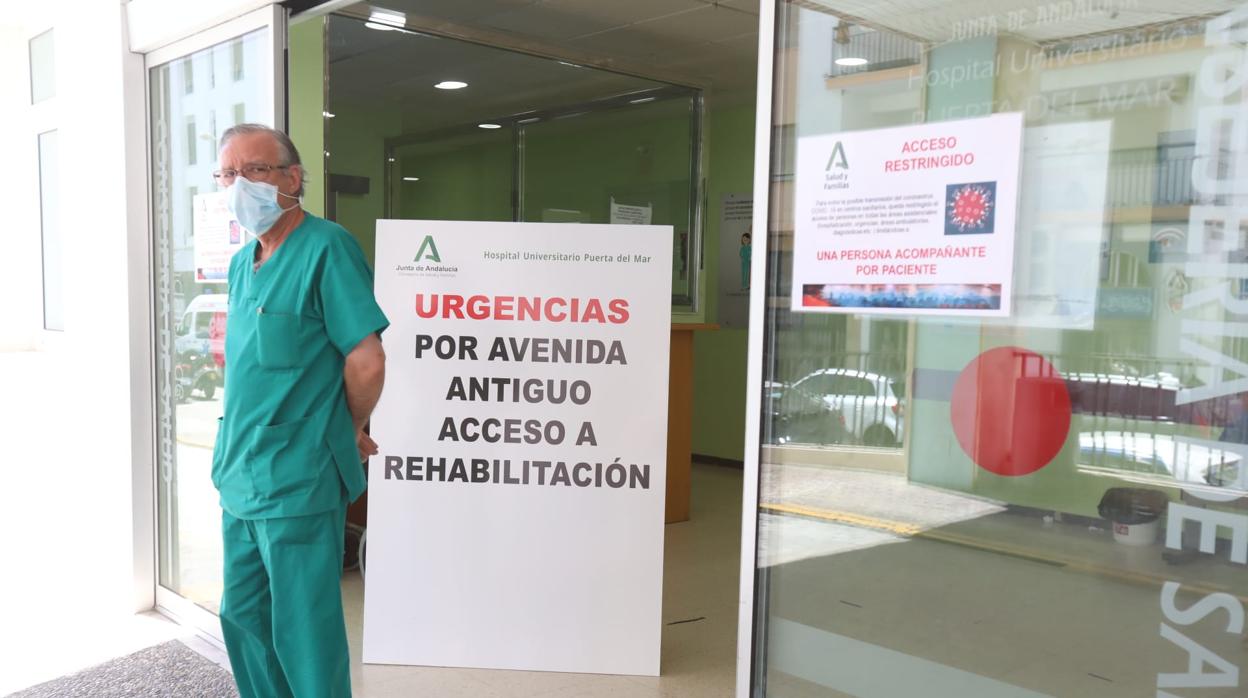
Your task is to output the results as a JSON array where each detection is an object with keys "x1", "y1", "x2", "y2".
[{"x1": 1112, "y1": 519, "x2": 1159, "y2": 546}]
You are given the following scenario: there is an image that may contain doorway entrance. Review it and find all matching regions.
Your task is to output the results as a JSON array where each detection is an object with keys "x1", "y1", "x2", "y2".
[
  {"x1": 319, "y1": 9, "x2": 705, "y2": 310},
  {"x1": 147, "y1": 1, "x2": 760, "y2": 694}
]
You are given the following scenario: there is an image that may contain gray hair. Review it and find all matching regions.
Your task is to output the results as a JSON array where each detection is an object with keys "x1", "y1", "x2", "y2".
[{"x1": 219, "y1": 123, "x2": 305, "y2": 197}]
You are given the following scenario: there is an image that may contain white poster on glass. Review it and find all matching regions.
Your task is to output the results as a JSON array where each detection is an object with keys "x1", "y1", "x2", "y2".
[
  {"x1": 364, "y1": 220, "x2": 672, "y2": 676},
  {"x1": 192, "y1": 191, "x2": 244, "y2": 283},
  {"x1": 791, "y1": 112, "x2": 1024, "y2": 316}
]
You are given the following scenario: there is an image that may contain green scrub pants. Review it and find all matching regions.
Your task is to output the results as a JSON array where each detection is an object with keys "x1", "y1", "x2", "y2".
[{"x1": 220, "y1": 504, "x2": 351, "y2": 698}]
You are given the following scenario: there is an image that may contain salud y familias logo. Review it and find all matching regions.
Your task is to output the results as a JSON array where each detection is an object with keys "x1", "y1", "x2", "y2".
[
  {"x1": 826, "y1": 141, "x2": 849, "y2": 170},
  {"x1": 415, "y1": 235, "x2": 442, "y2": 263},
  {"x1": 823, "y1": 141, "x2": 850, "y2": 191}
]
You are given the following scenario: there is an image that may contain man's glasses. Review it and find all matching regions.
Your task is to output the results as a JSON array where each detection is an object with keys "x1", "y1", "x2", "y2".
[{"x1": 212, "y1": 163, "x2": 290, "y2": 185}]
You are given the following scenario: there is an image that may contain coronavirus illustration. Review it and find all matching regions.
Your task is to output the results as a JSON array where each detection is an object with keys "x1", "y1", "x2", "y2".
[{"x1": 947, "y1": 183, "x2": 994, "y2": 233}]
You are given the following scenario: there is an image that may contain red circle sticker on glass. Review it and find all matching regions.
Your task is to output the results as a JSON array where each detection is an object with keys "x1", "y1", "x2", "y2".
[{"x1": 950, "y1": 347, "x2": 1072, "y2": 477}]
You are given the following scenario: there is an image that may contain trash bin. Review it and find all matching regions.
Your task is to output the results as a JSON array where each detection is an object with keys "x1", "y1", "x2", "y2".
[{"x1": 1097, "y1": 488, "x2": 1169, "y2": 546}]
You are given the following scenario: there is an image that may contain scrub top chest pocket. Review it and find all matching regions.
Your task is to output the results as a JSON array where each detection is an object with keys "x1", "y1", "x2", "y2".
[{"x1": 255, "y1": 307, "x2": 304, "y2": 369}]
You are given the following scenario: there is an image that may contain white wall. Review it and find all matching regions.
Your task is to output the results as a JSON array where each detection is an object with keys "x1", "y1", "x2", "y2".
[
  {"x1": 0, "y1": 19, "x2": 45, "y2": 349},
  {"x1": 0, "y1": 0, "x2": 153, "y2": 641},
  {"x1": 127, "y1": 0, "x2": 274, "y2": 53}
]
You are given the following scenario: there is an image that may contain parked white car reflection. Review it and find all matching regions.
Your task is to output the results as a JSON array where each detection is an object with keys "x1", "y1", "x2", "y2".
[
  {"x1": 1064, "y1": 370, "x2": 1235, "y2": 427},
  {"x1": 789, "y1": 369, "x2": 903, "y2": 447},
  {"x1": 1077, "y1": 431, "x2": 1246, "y2": 495},
  {"x1": 764, "y1": 380, "x2": 849, "y2": 446}
]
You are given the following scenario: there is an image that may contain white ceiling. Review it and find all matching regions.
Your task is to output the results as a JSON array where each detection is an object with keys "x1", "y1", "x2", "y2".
[
  {"x1": 353, "y1": 0, "x2": 762, "y2": 92},
  {"x1": 327, "y1": 16, "x2": 688, "y2": 133},
  {"x1": 324, "y1": 0, "x2": 1237, "y2": 135}
]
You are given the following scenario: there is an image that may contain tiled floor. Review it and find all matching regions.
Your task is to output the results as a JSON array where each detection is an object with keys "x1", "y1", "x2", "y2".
[
  {"x1": 1, "y1": 463, "x2": 745, "y2": 697},
  {"x1": 12, "y1": 434, "x2": 1246, "y2": 698},
  {"x1": 341, "y1": 462, "x2": 744, "y2": 697}
]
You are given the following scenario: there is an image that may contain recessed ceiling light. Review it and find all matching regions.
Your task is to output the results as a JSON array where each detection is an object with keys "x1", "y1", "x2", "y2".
[
  {"x1": 322, "y1": 111, "x2": 335, "y2": 118},
  {"x1": 478, "y1": 123, "x2": 501, "y2": 129},
  {"x1": 403, "y1": 177, "x2": 420, "y2": 182},
  {"x1": 387, "y1": 157, "x2": 395, "y2": 162},
  {"x1": 629, "y1": 96, "x2": 657, "y2": 104},
  {"x1": 367, "y1": 10, "x2": 406, "y2": 29},
  {"x1": 835, "y1": 57, "x2": 869, "y2": 67},
  {"x1": 435, "y1": 81, "x2": 468, "y2": 90}
]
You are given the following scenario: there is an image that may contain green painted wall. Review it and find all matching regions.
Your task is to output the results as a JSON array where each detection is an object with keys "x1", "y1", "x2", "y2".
[
  {"x1": 396, "y1": 133, "x2": 513, "y2": 222},
  {"x1": 522, "y1": 103, "x2": 692, "y2": 227},
  {"x1": 923, "y1": 35, "x2": 998, "y2": 123},
  {"x1": 692, "y1": 101, "x2": 755, "y2": 462},
  {"x1": 323, "y1": 99, "x2": 698, "y2": 290},
  {"x1": 325, "y1": 103, "x2": 401, "y2": 265},
  {"x1": 288, "y1": 18, "x2": 325, "y2": 218}
]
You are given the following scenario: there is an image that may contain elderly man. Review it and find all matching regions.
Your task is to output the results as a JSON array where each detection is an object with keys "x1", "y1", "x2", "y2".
[{"x1": 210, "y1": 123, "x2": 387, "y2": 698}]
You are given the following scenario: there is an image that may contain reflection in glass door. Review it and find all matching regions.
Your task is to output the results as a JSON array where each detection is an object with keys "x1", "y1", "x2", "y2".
[
  {"x1": 746, "y1": 3, "x2": 1248, "y2": 697},
  {"x1": 149, "y1": 11, "x2": 282, "y2": 620}
]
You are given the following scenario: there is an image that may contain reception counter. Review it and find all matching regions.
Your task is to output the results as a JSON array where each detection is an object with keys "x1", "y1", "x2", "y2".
[{"x1": 666, "y1": 323, "x2": 718, "y2": 523}]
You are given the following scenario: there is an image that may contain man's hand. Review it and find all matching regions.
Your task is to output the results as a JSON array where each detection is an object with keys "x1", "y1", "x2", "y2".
[{"x1": 356, "y1": 428, "x2": 379, "y2": 462}]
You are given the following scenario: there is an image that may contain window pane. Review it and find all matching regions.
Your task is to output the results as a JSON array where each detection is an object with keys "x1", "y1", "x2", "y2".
[
  {"x1": 29, "y1": 30, "x2": 53, "y2": 103},
  {"x1": 182, "y1": 59, "x2": 194, "y2": 95},
  {"x1": 39, "y1": 130, "x2": 62, "y2": 331},
  {"x1": 232, "y1": 40, "x2": 244, "y2": 81},
  {"x1": 186, "y1": 117, "x2": 197, "y2": 166}
]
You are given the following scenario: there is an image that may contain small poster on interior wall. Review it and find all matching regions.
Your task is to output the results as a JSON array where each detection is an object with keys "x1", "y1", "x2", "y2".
[
  {"x1": 790, "y1": 112, "x2": 1024, "y2": 317},
  {"x1": 717, "y1": 193, "x2": 753, "y2": 328},
  {"x1": 192, "y1": 191, "x2": 246, "y2": 283},
  {"x1": 610, "y1": 197, "x2": 652, "y2": 225}
]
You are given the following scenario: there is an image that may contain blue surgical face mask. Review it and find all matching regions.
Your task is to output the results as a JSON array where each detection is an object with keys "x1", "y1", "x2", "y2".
[{"x1": 227, "y1": 176, "x2": 299, "y2": 236}]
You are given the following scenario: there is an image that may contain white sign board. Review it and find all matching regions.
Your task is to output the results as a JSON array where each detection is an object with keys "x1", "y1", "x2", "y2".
[
  {"x1": 364, "y1": 220, "x2": 672, "y2": 676},
  {"x1": 791, "y1": 112, "x2": 1023, "y2": 316},
  {"x1": 192, "y1": 191, "x2": 245, "y2": 283}
]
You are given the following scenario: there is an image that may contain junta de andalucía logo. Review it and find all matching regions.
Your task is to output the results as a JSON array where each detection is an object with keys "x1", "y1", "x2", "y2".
[{"x1": 415, "y1": 235, "x2": 442, "y2": 263}]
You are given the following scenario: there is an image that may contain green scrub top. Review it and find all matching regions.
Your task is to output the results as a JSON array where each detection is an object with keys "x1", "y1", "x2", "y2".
[{"x1": 212, "y1": 213, "x2": 389, "y2": 520}]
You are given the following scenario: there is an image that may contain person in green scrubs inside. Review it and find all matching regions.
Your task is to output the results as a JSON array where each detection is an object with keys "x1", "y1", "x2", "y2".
[{"x1": 211, "y1": 124, "x2": 388, "y2": 698}]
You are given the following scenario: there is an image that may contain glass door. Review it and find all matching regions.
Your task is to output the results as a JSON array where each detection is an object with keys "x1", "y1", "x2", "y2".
[
  {"x1": 147, "y1": 6, "x2": 285, "y2": 634},
  {"x1": 742, "y1": 2, "x2": 1248, "y2": 697}
]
